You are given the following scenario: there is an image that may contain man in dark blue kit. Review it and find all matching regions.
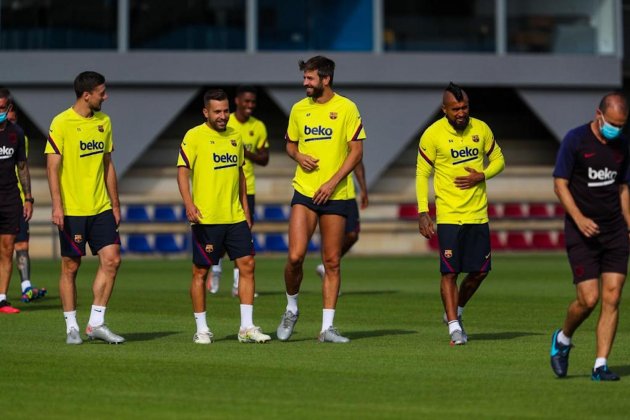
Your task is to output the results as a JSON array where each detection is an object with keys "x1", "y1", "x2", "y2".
[
  {"x1": 0, "y1": 88, "x2": 33, "y2": 314},
  {"x1": 550, "y1": 92, "x2": 630, "y2": 381}
]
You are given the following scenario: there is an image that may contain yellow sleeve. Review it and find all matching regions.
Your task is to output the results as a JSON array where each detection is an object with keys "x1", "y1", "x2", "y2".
[
  {"x1": 177, "y1": 131, "x2": 196, "y2": 168},
  {"x1": 257, "y1": 121, "x2": 269, "y2": 149},
  {"x1": 345, "y1": 102, "x2": 366, "y2": 142},
  {"x1": 45, "y1": 116, "x2": 64, "y2": 155},
  {"x1": 415, "y1": 131, "x2": 435, "y2": 213},
  {"x1": 482, "y1": 125, "x2": 505, "y2": 180},
  {"x1": 105, "y1": 117, "x2": 114, "y2": 153},
  {"x1": 238, "y1": 134, "x2": 245, "y2": 167},
  {"x1": 285, "y1": 106, "x2": 299, "y2": 142}
]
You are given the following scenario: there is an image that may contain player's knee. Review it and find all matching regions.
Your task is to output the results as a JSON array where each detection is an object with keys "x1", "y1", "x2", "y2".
[
  {"x1": 102, "y1": 254, "x2": 121, "y2": 272},
  {"x1": 287, "y1": 251, "x2": 305, "y2": 267},
  {"x1": 579, "y1": 293, "x2": 599, "y2": 310},
  {"x1": 62, "y1": 257, "x2": 81, "y2": 276},
  {"x1": 237, "y1": 256, "x2": 255, "y2": 274},
  {"x1": 322, "y1": 256, "x2": 340, "y2": 274}
]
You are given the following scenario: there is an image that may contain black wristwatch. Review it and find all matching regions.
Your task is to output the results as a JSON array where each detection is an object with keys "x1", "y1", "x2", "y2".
[{"x1": 24, "y1": 197, "x2": 34, "y2": 203}]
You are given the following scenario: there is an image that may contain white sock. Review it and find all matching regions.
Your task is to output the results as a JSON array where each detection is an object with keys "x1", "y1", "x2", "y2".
[
  {"x1": 212, "y1": 262, "x2": 222, "y2": 276},
  {"x1": 21, "y1": 280, "x2": 32, "y2": 292},
  {"x1": 594, "y1": 357, "x2": 607, "y2": 369},
  {"x1": 557, "y1": 330, "x2": 571, "y2": 346},
  {"x1": 88, "y1": 305, "x2": 106, "y2": 327},
  {"x1": 240, "y1": 304, "x2": 253, "y2": 329},
  {"x1": 448, "y1": 320, "x2": 462, "y2": 334},
  {"x1": 322, "y1": 308, "x2": 335, "y2": 332},
  {"x1": 0, "y1": 294, "x2": 6, "y2": 302},
  {"x1": 64, "y1": 310, "x2": 80, "y2": 333},
  {"x1": 457, "y1": 306, "x2": 464, "y2": 317},
  {"x1": 286, "y1": 293, "x2": 299, "y2": 314},
  {"x1": 233, "y1": 268, "x2": 240, "y2": 289},
  {"x1": 194, "y1": 311, "x2": 209, "y2": 333}
]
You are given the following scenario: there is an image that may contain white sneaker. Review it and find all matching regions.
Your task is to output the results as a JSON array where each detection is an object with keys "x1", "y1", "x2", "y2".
[
  {"x1": 208, "y1": 273, "x2": 220, "y2": 294},
  {"x1": 315, "y1": 263, "x2": 325, "y2": 279},
  {"x1": 193, "y1": 330, "x2": 214, "y2": 344},
  {"x1": 238, "y1": 326, "x2": 271, "y2": 343}
]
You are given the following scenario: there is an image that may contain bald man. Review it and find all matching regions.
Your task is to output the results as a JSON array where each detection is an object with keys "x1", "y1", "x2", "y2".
[
  {"x1": 550, "y1": 92, "x2": 630, "y2": 381},
  {"x1": 416, "y1": 82, "x2": 505, "y2": 346}
]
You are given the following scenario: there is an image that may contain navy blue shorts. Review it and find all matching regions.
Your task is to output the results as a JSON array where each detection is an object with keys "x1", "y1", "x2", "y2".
[
  {"x1": 247, "y1": 194, "x2": 255, "y2": 226},
  {"x1": 0, "y1": 201, "x2": 21, "y2": 235},
  {"x1": 565, "y1": 220, "x2": 629, "y2": 284},
  {"x1": 191, "y1": 221, "x2": 254, "y2": 267},
  {"x1": 291, "y1": 190, "x2": 349, "y2": 217},
  {"x1": 59, "y1": 209, "x2": 120, "y2": 257},
  {"x1": 345, "y1": 199, "x2": 360, "y2": 234},
  {"x1": 437, "y1": 223, "x2": 491, "y2": 274},
  {"x1": 15, "y1": 212, "x2": 29, "y2": 243}
]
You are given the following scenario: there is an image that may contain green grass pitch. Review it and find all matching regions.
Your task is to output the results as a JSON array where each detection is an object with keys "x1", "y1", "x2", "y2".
[{"x1": 1, "y1": 253, "x2": 629, "y2": 419}]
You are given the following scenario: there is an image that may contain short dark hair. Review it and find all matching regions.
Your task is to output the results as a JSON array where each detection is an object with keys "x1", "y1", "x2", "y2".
[
  {"x1": 299, "y1": 56, "x2": 335, "y2": 86},
  {"x1": 445, "y1": 82, "x2": 465, "y2": 102},
  {"x1": 236, "y1": 85, "x2": 257, "y2": 97},
  {"x1": 598, "y1": 91, "x2": 629, "y2": 115},
  {"x1": 74, "y1": 71, "x2": 106, "y2": 98},
  {"x1": 203, "y1": 88, "x2": 228, "y2": 106},
  {"x1": 0, "y1": 88, "x2": 13, "y2": 105}
]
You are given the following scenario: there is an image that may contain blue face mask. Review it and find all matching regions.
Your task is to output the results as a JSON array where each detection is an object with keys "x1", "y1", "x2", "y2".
[
  {"x1": 0, "y1": 111, "x2": 7, "y2": 124},
  {"x1": 600, "y1": 115, "x2": 622, "y2": 140}
]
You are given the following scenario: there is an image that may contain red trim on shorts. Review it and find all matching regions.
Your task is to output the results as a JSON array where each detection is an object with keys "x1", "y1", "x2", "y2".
[
  {"x1": 193, "y1": 237, "x2": 213, "y2": 265},
  {"x1": 61, "y1": 229, "x2": 85, "y2": 256},
  {"x1": 440, "y1": 253, "x2": 456, "y2": 272}
]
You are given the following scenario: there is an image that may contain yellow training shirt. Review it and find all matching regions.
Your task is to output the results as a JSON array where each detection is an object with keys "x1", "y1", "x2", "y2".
[
  {"x1": 227, "y1": 115, "x2": 268, "y2": 195},
  {"x1": 416, "y1": 117, "x2": 505, "y2": 224},
  {"x1": 177, "y1": 123, "x2": 246, "y2": 225},
  {"x1": 45, "y1": 108, "x2": 113, "y2": 216},
  {"x1": 285, "y1": 94, "x2": 366, "y2": 200}
]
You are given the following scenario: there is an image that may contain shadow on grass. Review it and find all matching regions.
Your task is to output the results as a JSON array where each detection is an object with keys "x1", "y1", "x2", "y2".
[
  {"x1": 346, "y1": 329, "x2": 417, "y2": 340},
  {"x1": 468, "y1": 331, "x2": 542, "y2": 340},
  {"x1": 611, "y1": 365, "x2": 630, "y2": 376},
  {"x1": 123, "y1": 331, "x2": 180, "y2": 342},
  {"x1": 256, "y1": 290, "x2": 398, "y2": 297},
  {"x1": 18, "y1": 303, "x2": 59, "y2": 312}
]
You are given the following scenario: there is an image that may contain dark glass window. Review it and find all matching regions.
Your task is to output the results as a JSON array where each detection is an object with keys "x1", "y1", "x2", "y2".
[
  {"x1": 0, "y1": 0, "x2": 117, "y2": 50},
  {"x1": 507, "y1": 0, "x2": 616, "y2": 55},
  {"x1": 258, "y1": 0, "x2": 372, "y2": 51},
  {"x1": 384, "y1": 0, "x2": 495, "y2": 52},
  {"x1": 130, "y1": 0, "x2": 245, "y2": 50}
]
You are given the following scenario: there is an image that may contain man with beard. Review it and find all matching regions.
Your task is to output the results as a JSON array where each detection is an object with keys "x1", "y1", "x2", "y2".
[
  {"x1": 46, "y1": 71, "x2": 124, "y2": 344},
  {"x1": 416, "y1": 82, "x2": 505, "y2": 346},
  {"x1": 177, "y1": 88, "x2": 271, "y2": 344},
  {"x1": 276, "y1": 56, "x2": 365, "y2": 343},
  {"x1": 207, "y1": 85, "x2": 269, "y2": 298}
]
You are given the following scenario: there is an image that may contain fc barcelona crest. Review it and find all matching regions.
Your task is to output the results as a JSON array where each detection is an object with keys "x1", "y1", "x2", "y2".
[
  {"x1": 472, "y1": 135, "x2": 479, "y2": 143},
  {"x1": 74, "y1": 234, "x2": 83, "y2": 243},
  {"x1": 329, "y1": 112, "x2": 338, "y2": 120},
  {"x1": 230, "y1": 139, "x2": 237, "y2": 147},
  {"x1": 444, "y1": 249, "x2": 453, "y2": 259},
  {"x1": 205, "y1": 244, "x2": 214, "y2": 253},
  {"x1": 97, "y1": 125, "x2": 104, "y2": 133},
  {"x1": 249, "y1": 130, "x2": 254, "y2": 136}
]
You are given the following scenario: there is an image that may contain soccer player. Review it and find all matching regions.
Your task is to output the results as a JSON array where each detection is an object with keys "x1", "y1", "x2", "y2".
[
  {"x1": 207, "y1": 85, "x2": 269, "y2": 298},
  {"x1": 315, "y1": 161, "x2": 368, "y2": 291},
  {"x1": 416, "y1": 82, "x2": 505, "y2": 346},
  {"x1": 45, "y1": 71, "x2": 125, "y2": 345},
  {"x1": 177, "y1": 88, "x2": 270, "y2": 345},
  {"x1": 550, "y1": 92, "x2": 630, "y2": 381},
  {"x1": 0, "y1": 88, "x2": 33, "y2": 314},
  {"x1": 8, "y1": 108, "x2": 47, "y2": 303},
  {"x1": 276, "y1": 56, "x2": 365, "y2": 343}
]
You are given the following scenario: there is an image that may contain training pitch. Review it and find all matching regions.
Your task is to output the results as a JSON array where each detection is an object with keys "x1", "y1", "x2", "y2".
[{"x1": 1, "y1": 254, "x2": 629, "y2": 419}]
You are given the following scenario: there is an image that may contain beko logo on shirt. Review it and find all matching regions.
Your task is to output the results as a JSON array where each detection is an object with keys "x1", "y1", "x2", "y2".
[
  {"x1": 213, "y1": 152, "x2": 238, "y2": 169},
  {"x1": 304, "y1": 125, "x2": 333, "y2": 136},
  {"x1": 0, "y1": 145, "x2": 15, "y2": 159},
  {"x1": 80, "y1": 140, "x2": 105, "y2": 151},
  {"x1": 79, "y1": 140, "x2": 105, "y2": 157},
  {"x1": 587, "y1": 167, "x2": 617, "y2": 187},
  {"x1": 304, "y1": 125, "x2": 333, "y2": 142},
  {"x1": 450, "y1": 147, "x2": 479, "y2": 165}
]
